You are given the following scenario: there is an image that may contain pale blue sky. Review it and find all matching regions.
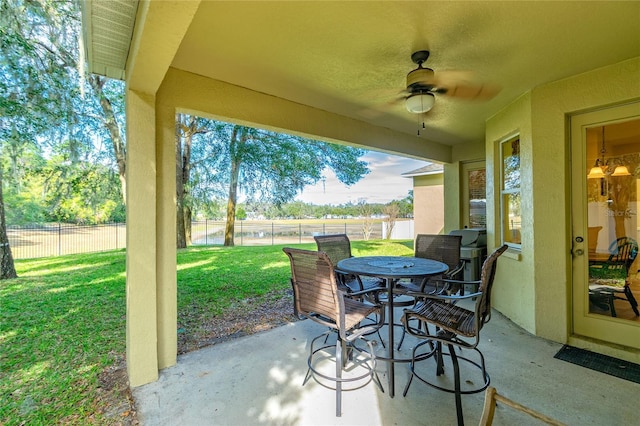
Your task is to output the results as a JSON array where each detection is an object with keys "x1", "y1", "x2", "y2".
[{"x1": 295, "y1": 151, "x2": 427, "y2": 205}]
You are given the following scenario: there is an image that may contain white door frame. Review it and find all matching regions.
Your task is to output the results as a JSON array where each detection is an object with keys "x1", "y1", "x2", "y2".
[{"x1": 570, "y1": 102, "x2": 640, "y2": 349}]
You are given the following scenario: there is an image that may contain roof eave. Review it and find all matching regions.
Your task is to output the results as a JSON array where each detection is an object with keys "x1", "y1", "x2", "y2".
[{"x1": 79, "y1": 0, "x2": 138, "y2": 81}]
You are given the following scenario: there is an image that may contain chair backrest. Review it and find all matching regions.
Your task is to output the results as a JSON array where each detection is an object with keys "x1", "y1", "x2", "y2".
[
  {"x1": 477, "y1": 245, "x2": 509, "y2": 325},
  {"x1": 313, "y1": 234, "x2": 353, "y2": 266},
  {"x1": 414, "y1": 234, "x2": 462, "y2": 274},
  {"x1": 609, "y1": 237, "x2": 638, "y2": 272},
  {"x1": 283, "y1": 247, "x2": 339, "y2": 324}
]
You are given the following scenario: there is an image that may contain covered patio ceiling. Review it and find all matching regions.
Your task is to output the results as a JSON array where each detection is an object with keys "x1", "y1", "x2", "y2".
[{"x1": 82, "y1": 1, "x2": 640, "y2": 151}]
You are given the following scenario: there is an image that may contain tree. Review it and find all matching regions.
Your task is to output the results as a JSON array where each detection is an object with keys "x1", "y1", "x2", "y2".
[
  {"x1": 396, "y1": 190, "x2": 414, "y2": 218},
  {"x1": 219, "y1": 124, "x2": 369, "y2": 246},
  {"x1": 175, "y1": 114, "x2": 227, "y2": 247},
  {"x1": 0, "y1": 166, "x2": 17, "y2": 279},
  {"x1": 0, "y1": 0, "x2": 79, "y2": 277},
  {"x1": 358, "y1": 199, "x2": 374, "y2": 240},
  {"x1": 0, "y1": 0, "x2": 127, "y2": 273},
  {"x1": 41, "y1": 153, "x2": 124, "y2": 224},
  {"x1": 382, "y1": 201, "x2": 400, "y2": 240},
  {"x1": 175, "y1": 119, "x2": 369, "y2": 246},
  {"x1": 236, "y1": 206, "x2": 247, "y2": 221},
  {"x1": 176, "y1": 115, "x2": 197, "y2": 248},
  {"x1": 1, "y1": 0, "x2": 124, "y2": 276},
  {"x1": 87, "y1": 75, "x2": 126, "y2": 202}
]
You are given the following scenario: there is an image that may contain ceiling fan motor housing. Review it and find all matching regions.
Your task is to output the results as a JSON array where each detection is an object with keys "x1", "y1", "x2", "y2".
[{"x1": 406, "y1": 66, "x2": 435, "y2": 90}]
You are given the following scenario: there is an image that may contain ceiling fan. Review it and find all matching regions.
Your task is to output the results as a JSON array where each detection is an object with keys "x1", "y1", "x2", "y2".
[{"x1": 401, "y1": 50, "x2": 500, "y2": 114}]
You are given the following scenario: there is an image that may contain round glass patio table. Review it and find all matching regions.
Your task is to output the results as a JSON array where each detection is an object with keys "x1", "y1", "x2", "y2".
[{"x1": 336, "y1": 255, "x2": 448, "y2": 397}]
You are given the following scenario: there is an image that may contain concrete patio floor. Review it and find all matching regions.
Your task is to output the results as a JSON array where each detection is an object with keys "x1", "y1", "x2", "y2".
[{"x1": 133, "y1": 306, "x2": 637, "y2": 425}]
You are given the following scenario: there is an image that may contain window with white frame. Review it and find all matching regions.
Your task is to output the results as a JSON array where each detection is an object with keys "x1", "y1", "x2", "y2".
[{"x1": 501, "y1": 137, "x2": 521, "y2": 246}]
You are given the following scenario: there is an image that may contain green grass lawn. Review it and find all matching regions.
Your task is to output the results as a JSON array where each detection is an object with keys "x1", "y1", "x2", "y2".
[{"x1": 0, "y1": 240, "x2": 413, "y2": 424}]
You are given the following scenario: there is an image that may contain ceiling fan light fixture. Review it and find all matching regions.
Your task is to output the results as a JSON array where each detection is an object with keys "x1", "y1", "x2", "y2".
[{"x1": 405, "y1": 92, "x2": 435, "y2": 113}]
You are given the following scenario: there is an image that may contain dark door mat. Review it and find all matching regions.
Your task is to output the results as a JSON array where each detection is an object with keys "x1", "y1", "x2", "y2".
[{"x1": 554, "y1": 345, "x2": 640, "y2": 384}]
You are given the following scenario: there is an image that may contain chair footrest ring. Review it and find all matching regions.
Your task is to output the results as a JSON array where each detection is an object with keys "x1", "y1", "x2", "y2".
[
  {"x1": 408, "y1": 347, "x2": 490, "y2": 395},
  {"x1": 304, "y1": 333, "x2": 383, "y2": 392}
]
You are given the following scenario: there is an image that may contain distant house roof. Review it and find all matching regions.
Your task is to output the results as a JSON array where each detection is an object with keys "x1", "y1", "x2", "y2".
[{"x1": 401, "y1": 163, "x2": 444, "y2": 178}]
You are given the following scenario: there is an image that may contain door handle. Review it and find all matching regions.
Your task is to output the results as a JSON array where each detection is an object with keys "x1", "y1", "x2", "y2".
[{"x1": 575, "y1": 249, "x2": 584, "y2": 256}]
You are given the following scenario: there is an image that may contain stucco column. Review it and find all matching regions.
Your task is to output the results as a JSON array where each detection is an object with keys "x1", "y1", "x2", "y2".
[
  {"x1": 156, "y1": 101, "x2": 177, "y2": 369},
  {"x1": 125, "y1": 89, "x2": 158, "y2": 386}
]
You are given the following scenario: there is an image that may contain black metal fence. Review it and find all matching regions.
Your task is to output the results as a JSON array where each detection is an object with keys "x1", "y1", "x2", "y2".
[
  {"x1": 191, "y1": 220, "x2": 383, "y2": 246},
  {"x1": 7, "y1": 220, "x2": 384, "y2": 260},
  {"x1": 7, "y1": 222, "x2": 126, "y2": 260}
]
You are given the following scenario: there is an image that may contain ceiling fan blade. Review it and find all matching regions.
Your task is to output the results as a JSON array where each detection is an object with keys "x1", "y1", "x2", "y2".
[
  {"x1": 424, "y1": 70, "x2": 501, "y2": 100},
  {"x1": 437, "y1": 79, "x2": 501, "y2": 100},
  {"x1": 442, "y1": 82, "x2": 500, "y2": 100},
  {"x1": 407, "y1": 69, "x2": 500, "y2": 101},
  {"x1": 358, "y1": 92, "x2": 406, "y2": 119}
]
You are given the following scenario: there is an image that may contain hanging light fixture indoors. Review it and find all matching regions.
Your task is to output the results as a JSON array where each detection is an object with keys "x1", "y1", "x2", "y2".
[
  {"x1": 587, "y1": 126, "x2": 631, "y2": 178},
  {"x1": 587, "y1": 161, "x2": 606, "y2": 179},
  {"x1": 587, "y1": 126, "x2": 607, "y2": 179},
  {"x1": 608, "y1": 123, "x2": 631, "y2": 176},
  {"x1": 611, "y1": 164, "x2": 631, "y2": 176}
]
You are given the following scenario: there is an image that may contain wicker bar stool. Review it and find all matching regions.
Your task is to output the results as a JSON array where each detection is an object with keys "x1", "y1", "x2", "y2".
[
  {"x1": 401, "y1": 245, "x2": 508, "y2": 426},
  {"x1": 283, "y1": 247, "x2": 385, "y2": 417}
]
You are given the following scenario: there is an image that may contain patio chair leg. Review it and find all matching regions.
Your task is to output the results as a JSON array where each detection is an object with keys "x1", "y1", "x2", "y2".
[
  {"x1": 336, "y1": 338, "x2": 342, "y2": 417},
  {"x1": 375, "y1": 323, "x2": 385, "y2": 349},
  {"x1": 378, "y1": 315, "x2": 387, "y2": 349},
  {"x1": 449, "y1": 343, "x2": 464, "y2": 426},
  {"x1": 624, "y1": 286, "x2": 640, "y2": 316},
  {"x1": 608, "y1": 294, "x2": 617, "y2": 317},
  {"x1": 397, "y1": 326, "x2": 406, "y2": 350},
  {"x1": 436, "y1": 341, "x2": 445, "y2": 376},
  {"x1": 303, "y1": 368, "x2": 313, "y2": 386},
  {"x1": 403, "y1": 346, "x2": 417, "y2": 397},
  {"x1": 365, "y1": 338, "x2": 385, "y2": 393},
  {"x1": 402, "y1": 338, "x2": 433, "y2": 397}
]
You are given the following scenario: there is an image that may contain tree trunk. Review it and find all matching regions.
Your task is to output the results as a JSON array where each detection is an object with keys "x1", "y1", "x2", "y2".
[
  {"x1": 224, "y1": 126, "x2": 244, "y2": 246},
  {"x1": 89, "y1": 75, "x2": 127, "y2": 203},
  {"x1": 184, "y1": 205, "x2": 192, "y2": 244},
  {"x1": 383, "y1": 202, "x2": 400, "y2": 240},
  {"x1": 176, "y1": 115, "x2": 196, "y2": 248},
  {"x1": 176, "y1": 117, "x2": 187, "y2": 249},
  {"x1": 0, "y1": 167, "x2": 17, "y2": 279},
  {"x1": 224, "y1": 163, "x2": 239, "y2": 246},
  {"x1": 176, "y1": 192, "x2": 187, "y2": 249}
]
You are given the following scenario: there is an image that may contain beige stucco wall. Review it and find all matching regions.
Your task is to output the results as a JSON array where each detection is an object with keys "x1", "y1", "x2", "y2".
[
  {"x1": 486, "y1": 93, "x2": 536, "y2": 333},
  {"x1": 413, "y1": 174, "x2": 444, "y2": 236},
  {"x1": 486, "y1": 57, "x2": 640, "y2": 349},
  {"x1": 531, "y1": 57, "x2": 640, "y2": 345},
  {"x1": 125, "y1": 89, "x2": 160, "y2": 386},
  {"x1": 155, "y1": 95, "x2": 178, "y2": 371},
  {"x1": 159, "y1": 68, "x2": 451, "y2": 163},
  {"x1": 124, "y1": 0, "x2": 200, "y2": 387}
]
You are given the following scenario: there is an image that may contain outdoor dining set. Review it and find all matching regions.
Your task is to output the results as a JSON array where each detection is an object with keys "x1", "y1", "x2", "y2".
[{"x1": 283, "y1": 233, "x2": 509, "y2": 425}]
